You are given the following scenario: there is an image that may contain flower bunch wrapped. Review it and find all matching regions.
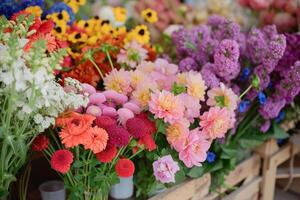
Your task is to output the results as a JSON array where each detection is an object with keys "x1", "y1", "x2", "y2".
[
  {"x1": 238, "y1": 0, "x2": 298, "y2": 32},
  {"x1": 170, "y1": 15, "x2": 300, "y2": 187},
  {"x1": 0, "y1": 14, "x2": 87, "y2": 198}
]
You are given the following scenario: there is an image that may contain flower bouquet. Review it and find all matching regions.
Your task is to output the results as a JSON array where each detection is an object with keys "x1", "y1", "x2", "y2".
[{"x1": 0, "y1": 13, "x2": 86, "y2": 198}]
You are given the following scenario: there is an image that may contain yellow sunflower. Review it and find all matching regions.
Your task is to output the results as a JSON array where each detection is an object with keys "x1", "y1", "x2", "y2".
[
  {"x1": 141, "y1": 8, "x2": 158, "y2": 23},
  {"x1": 126, "y1": 25, "x2": 150, "y2": 45}
]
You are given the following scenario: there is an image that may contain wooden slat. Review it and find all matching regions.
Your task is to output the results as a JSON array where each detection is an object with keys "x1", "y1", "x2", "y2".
[
  {"x1": 224, "y1": 154, "x2": 260, "y2": 188},
  {"x1": 276, "y1": 167, "x2": 300, "y2": 179},
  {"x1": 269, "y1": 143, "x2": 300, "y2": 167},
  {"x1": 149, "y1": 173, "x2": 211, "y2": 200},
  {"x1": 222, "y1": 177, "x2": 261, "y2": 200}
]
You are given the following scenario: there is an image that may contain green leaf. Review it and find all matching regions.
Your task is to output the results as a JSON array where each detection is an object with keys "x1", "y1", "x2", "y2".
[
  {"x1": 73, "y1": 160, "x2": 84, "y2": 168},
  {"x1": 272, "y1": 123, "x2": 289, "y2": 139},
  {"x1": 175, "y1": 169, "x2": 186, "y2": 183},
  {"x1": 156, "y1": 119, "x2": 167, "y2": 134},
  {"x1": 220, "y1": 146, "x2": 237, "y2": 159},
  {"x1": 187, "y1": 166, "x2": 204, "y2": 178}
]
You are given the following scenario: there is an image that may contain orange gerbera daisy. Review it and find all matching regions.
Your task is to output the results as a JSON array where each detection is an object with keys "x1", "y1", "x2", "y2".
[
  {"x1": 84, "y1": 127, "x2": 108, "y2": 153},
  {"x1": 59, "y1": 112, "x2": 95, "y2": 148}
]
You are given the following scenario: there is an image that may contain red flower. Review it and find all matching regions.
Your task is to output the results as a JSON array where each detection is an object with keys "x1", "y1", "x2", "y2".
[
  {"x1": 115, "y1": 159, "x2": 135, "y2": 177},
  {"x1": 31, "y1": 135, "x2": 49, "y2": 151},
  {"x1": 138, "y1": 134, "x2": 157, "y2": 151},
  {"x1": 50, "y1": 150, "x2": 73, "y2": 174},
  {"x1": 126, "y1": 117, "x2": 148, "y2": 138},
  {"x1": 106, "y1": 125, "x2": 130, "y2": 147},
  {"x1": 136, "y1": 113, "x2": 156, "y2": 134},
  {"x1": 96, "y1": 144, "x2": 117, "y2": 163},
  {"x1": 95, "y1": 116, "x2": 117, "y2": 131}
]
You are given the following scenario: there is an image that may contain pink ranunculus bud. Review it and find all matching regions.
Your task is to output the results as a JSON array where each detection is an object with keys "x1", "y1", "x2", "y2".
[
  {"x1": 102, "y1": 107, "x2": 118, "y2": 117},
  {"x1": 273, "y1": 12, "x2": 297, "y2": 32},
  {"x1": 284, "y1": 0, "x2": 297, "y2": 14},
  {"x1": 123, "y1": 102, "x2": 142, "y2": 114},
  {"x1": 82, "y1": 83, "x2": 96, "y2": 95},
  {"x1": 238, "y1": 0, "x2": 250, "y2": 6},
  {"x1": 89, "y1": 93, "x2": 106, "y2": 105},
  {"x1": 86, "y1": 105, "x2": 102, "y2": 117},
  {"x1": 102, "y1": 90, "x2": 128, "y2": 104},
  {"x1": 260, "y1": 10, "x2": 275, "y2": 25},
  {"x1": 273, "y1": 0, "x2": 287, "y2": 9},
  {"x1": 117, "y1": 108, "x2": 134, "y2": 126}
]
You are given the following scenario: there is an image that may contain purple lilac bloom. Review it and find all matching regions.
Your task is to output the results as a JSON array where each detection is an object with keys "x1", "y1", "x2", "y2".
[
  {"x1": 259, "y1": 98, "x2": 286, "y2": 120},
  {"x1": 179, "y1": 57, "x2": 198, "y2": 72},
  {"x1": 247, "y1": 28, "x2": 267, "y2": 64},
  {"x1": 200, "y1": 63, "x2": 220, "y2": 88},
  {"x1": 276, "y1": 33, "x2": 300, "y2": 74},
  {"x1": 207, "y1": 15, "x2": 240, "y2": 41},
  {"x1": 213, "y1": 39, "x2": 240, "y2": 81},
  {"x1": 274, "y1": 61, "x2": 300, "y2": 103}
]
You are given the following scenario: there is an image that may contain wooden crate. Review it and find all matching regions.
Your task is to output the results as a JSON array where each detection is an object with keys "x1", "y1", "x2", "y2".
[
  {"x1": 203, "y1": 154, "x2": 261, "y2": 200},
  {"x1": 255, "y1": 139, "x2": 300, "y2": 200},
  {"x1": 148, "y1": 173, "x2": 211, "y2": 200}
]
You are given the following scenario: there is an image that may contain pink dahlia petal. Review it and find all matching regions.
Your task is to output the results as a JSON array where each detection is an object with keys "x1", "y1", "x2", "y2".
[
  {"x1": 117, "y1": 108, "x2": 134, "y2": 126},
  {"x1": 123, "y1": 102, "x2": 142, "y2": 114}
]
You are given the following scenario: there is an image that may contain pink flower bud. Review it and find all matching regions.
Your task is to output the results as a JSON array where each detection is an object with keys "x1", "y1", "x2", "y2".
[
  {"x1": 102, "y1": 107, "x2": 118, "y2": 117},
  {"x1": 82, "y1": 83, "x2": 96, "y2": 95},
  {"x1": 117, "y1": 108, "x2": 134, "y2": 126},
  {"x1": 89, "y1": 93, "x2": 106, "y2": 105},
  {"x1": 86, "y1": 105, "x2": 102, "y2": 117},
  {"x1": 123, "y1": 102, "x2": 142, "y2": 114}
]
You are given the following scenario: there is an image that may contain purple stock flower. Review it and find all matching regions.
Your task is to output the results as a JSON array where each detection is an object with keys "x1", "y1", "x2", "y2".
[
  {"x1": 260, "y1": 120, "x2": 271, "y2": 133},
  {"x1": 179, "y1": 57, "x2": 198, "y2": 72},
  {"x1": 213, "y1": 39, "x2": 240, "y2": 81},
  {"x1": 276, "y1": 33, "x2": 300, "y2": 74},
  {"x1": 200, "y1": 63, "x2": 220, "y2": 88},
  {"x1": 259, "y1": 98, "x2": 286, "y2": 120}
]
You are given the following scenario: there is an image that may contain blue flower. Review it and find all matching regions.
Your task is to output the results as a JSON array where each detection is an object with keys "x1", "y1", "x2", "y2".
[
  {"x1": 275, "y1": 111, "x2": 285, "y2": 123},
  {"x1": 258, "y1": 91, "x2": 267, "y2": 105},
  {"x1": 207, "y1": 151, "x2": 216, "y2": 163},
  {"x1": 268, "y1": 81, "x2": 272, "y2": 89},
  {"x1": 0, "y1": 0, "x2": 22, "y2": 19},
  {"x1": 277, "y1": 139, "x2": 285, "y2": 145},
  {"x1": 44, "y1": 2, "x2": 75, "y2": 25},
  {"x1": 239, "y1": 100, "x2": 250, "y2": 112},
  {"x1": 21, "y1": 0, "x2": 44, "y2": 9},
  {"x1": 240, "y1": 67, "x2": 251, "y2": 81}
]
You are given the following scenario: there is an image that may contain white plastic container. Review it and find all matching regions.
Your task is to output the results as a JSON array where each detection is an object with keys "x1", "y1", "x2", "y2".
[
  {"x1": 39, "y1": 180, "x2": 65, "y2": 200},
  {"x1": 110, "y1": 176, "x2": 133, "y2": 199}
]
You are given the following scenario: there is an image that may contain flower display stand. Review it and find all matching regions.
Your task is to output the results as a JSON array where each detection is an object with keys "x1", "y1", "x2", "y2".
[
  {"x1": 255, "y1": 138, "x2": 300, "y2": 200},
  {"x1": 148, "y1": 173, "x2": 211, "y2": 200},
  {"x1": 203, "y1": 154, "x2": 261, "y2": 200}
]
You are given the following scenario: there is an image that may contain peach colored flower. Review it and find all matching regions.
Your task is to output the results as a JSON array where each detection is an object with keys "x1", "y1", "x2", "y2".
[
  {"x1": 178, "y1": 93, "x2": 201, "y2": 122},
  {"x1": 166, "y1": 119, "x2": 189, "y2": 151},
  {"x1": 207, "y1": 83, "x2": 239, "y2": 111},
  {"x1": 136, "y1": 61, "x2": 156, "y2": 73},
  {"x1": 185, "y1": 72, "x2": 207, "y2": 101},
  {"x1": 199, "y1": 107, "x2": 235, "y2": 139},
  {"x1": 59, "y1": 113, "x2": 95, "y2": 148},
  {"x1": 179, "y1": 129, "x2": 211, "y2": 168},
  {"x1": 149, "y1": 90, "x2": 184, "y2": 124},
  {"x1": 84, "y1": 127, "x2": 108, "y2": 153},
  {"x1": 132, "y1": 83, "x2": 157, "y2": 108},
  {"x1": 104, "y1": 68, "x2": 132, "y2": 95},
  {"x1": 130, "y1": 70, "x2": 149, "y2": 90}
]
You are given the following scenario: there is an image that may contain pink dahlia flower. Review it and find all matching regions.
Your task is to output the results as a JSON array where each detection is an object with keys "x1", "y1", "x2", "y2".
[
  {"x1": 149, "y1": 90, "x2": 184, "y2": 124},
  {"x1": 179, "y1": 129, "x2": 211, "y2": 168},
  {"x1": 199, "y1": 107, "x2": 235, "y2": 139}
]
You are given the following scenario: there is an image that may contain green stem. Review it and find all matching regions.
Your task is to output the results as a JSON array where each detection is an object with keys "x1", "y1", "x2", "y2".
[
  {"x1": 128, "y1": 148, "x2": 144, "y2": 160},
  {"x1": 88, "y1": 58, "x2": 104, "y2": 79},
  {"x1": 104, "y1": 50, "x2": 114, "y2": 70},
  {"x1": 239, "y1": 85, "x2": 253, "y2": 99}
]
